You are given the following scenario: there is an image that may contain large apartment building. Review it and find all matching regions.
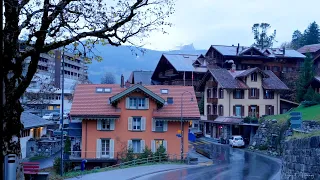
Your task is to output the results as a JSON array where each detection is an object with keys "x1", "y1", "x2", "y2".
[
  {"x1": 69, "y1": 83, "x2": 200, "y2": 165},
  {"x1": 197, "y1": 65, "x2": 288, "y2": 143}
]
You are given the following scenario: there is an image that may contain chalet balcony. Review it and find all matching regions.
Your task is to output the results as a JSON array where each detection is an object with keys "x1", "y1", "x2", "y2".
[
  {"x1": 207, "y1": 97, "x2": 218, "y2": 104},
  {"x1": 163, "y1": 79, "x2": 199, "y2": 86},
  {"x1": 206, "y1": 81, "x2": 217, "y2": 88},
  {"x1": 164, "y1": 69, "x2": 178, "y2": 77},
  {"x1": 207, "y1": 114, "x2": 218, "y2": 120}
]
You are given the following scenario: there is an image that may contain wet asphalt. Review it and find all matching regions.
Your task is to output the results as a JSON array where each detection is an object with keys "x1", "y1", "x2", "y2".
[{"x1": 146, "y1": 138, "x2": 281, "y2": 180}]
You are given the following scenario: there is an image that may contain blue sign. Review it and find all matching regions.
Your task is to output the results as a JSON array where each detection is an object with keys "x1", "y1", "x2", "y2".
[
  {"x1": 176, "y1": 134, "x2": 181, "y2": 138},
  {"x1": 290, "y1": 112, "x2": 302, "y2": 129}
]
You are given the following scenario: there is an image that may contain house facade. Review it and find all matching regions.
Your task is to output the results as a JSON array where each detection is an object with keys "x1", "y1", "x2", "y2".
[
  {"x1": 298, "y1": 43, "x2": 320, "y2": 75},
  {"x1": 70, "y1": 84, "x2": 200, "y2": 162},
  {"x1": 197, "y1": 65, "x2": 288, "y2": 142}
]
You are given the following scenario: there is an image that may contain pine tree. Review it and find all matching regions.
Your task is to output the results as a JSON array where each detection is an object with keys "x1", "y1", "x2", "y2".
[
  {"x1": 291, "y1": 30, "x2": 304, "y2": 50},
  {"x1": 302, "y1": 21, "x2": 320, "y2": 45},
  {"x1": 296, "y1": 53, "x2": 315, "y2": 102}
]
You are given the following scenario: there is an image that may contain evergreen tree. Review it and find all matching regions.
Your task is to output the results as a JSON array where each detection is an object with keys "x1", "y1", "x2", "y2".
[
  {"x1": 252, "y1": 23, "x2": 276, "y2": 49},
  {"x1": 302, "y1": 21, "x2": 320, "y2": 45},
  {"x1": 296, "y1": 53, "x2": 315, "y2": 102},
  {"x1": 291, "y1": 30, "x2": 304, "y2": 50}
]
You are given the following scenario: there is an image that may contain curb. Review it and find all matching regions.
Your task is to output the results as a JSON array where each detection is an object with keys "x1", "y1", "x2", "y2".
[{"x1": 127, "y1": 165, "x2": 202, "y2": 180}]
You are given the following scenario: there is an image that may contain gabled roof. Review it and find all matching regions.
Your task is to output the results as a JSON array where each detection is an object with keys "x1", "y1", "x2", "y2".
[
  {"x1": 298, "y1": 44, "x2": 320, "y2": 54},
  {"x1": 236, "y1": 67, "x2": 269, "y2": 78},
  {"x1": 239, "y1": 46, "x2": 266, "y2": 56},
  {"x1": 208, "y1": 69, "x2": 248, "y2": 89},
  {"x1": 162, "y1": 54, "x2": 200, "y2": 72},
  {"x1": 109, "y1": 84, "x2": 165, "y2": 105},
  {"x1": 71, "y1": 84, "x2": 200, "y2": 118},
  {"x1": 264, "y1": 48, "x2": 306, "y2": 58},
  {"x1": 21, "y1": 112, "x2": 53, "y2": 129},
  {"x1": 262, "y1": 70, "x2": 289, "y2": 90},
  {"x1": 128, "y1": 70, "x2": 153, "y2": 85}
]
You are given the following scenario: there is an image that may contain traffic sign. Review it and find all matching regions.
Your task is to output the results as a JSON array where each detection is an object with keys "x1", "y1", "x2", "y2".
[
  {"x1": 177, "y1": 130, "x2": 181, "y2": 133},
  {"x1": 176, "y1": 134, "x2": 181, "y2": 138}
]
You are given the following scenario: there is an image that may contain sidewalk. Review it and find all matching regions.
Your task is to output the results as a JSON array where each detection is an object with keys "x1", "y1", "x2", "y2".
[{"x1": 66, "y1": 164, "x2": 200, "y2": 180}]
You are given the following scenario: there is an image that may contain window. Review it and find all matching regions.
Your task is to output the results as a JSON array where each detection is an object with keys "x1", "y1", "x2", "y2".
[
  {"x1": 234, "y1": 90, "x2": 244, "y2": 99},
  {"x1": 234, "y1": 106, "x2": 242, "y2": 117},
  {"x1": 56, "y1": 105, "x2": 60, "y2": 109},
  {"x1": 101, "y1": 120, "x2": 111, "y2": 130},
  {"x1": 219, "y1": 88, "x2": 224, "y2": 99},
  {"x1": 155, "y1": 139, "x2": 164, "y2": 150},
  {"x1": 104, "y1": 88, "x2": 112, "y2": 93},
  {"x1": 265, "y1": 105, "x2": 274, "y2": 115},
  {"x1": 264, "y1": 66, "x2": 270, "y2": 70},
  {"x1": 249, "y1": 105, "x2": 259, "y2": 117},
  {"x1": 160, "y1": 89, "x2": 168, "y2": 94},
  {"x1": 132, "y1": 140, "x2": 141, "y2": 153},
  {"x1": 155, "y1": 121, "x2": 164, "y2": 131},
  {"x1": 250, "y1": 88, "x2": 256, "y2": 97},
  {"x1": 21, "y1": 130, "x2": 30, "y2": 137},
  {"x1": 212, "y1": 105, "x2": 217, "y2": 115},
  {"x1": 48, "y1": 106, "x2": 54, "y2": 110},
  {"x1": 101, "y1": 139, "x2": 110, "y2": 157},
  {"x1": 96, "y1": 88, "x2": 103, "y2": 93},
  {"x1": 249, "y1": 88, "x2": 259, "y2": 99},
  {"x1": 212, "y1": 88, "x2": 217, "y2": 98},
  {"x1": 272, "y1": 66, "x2": 279, "y2": 72},
  {"x1": 207, "y1": 105, "x2": 211, "y2": 115},
  {"x1": 218, "y1": 105, "x2": 223, "y2": 116},
  {"x1": 128, "y1": 97, "x2": 147, "y2": 109},
  {"x1": 251, "y1": 73, "x2": 257, "y2": 82},
  {"x1": 167, "y1": 97, "x2": 173, "y2": 104},
  {"x1": 264, "y1": 90, "x2": 274, "y2": 99},
  {"x1": 288, "y1": 67, "x2": 293, "y2": 72},
  {"x1": 133, "y1": 117, "x2": 141, "y2": 130},
  {"x1": 207, "y1": 89, "x2": 211, "y2": 98}
]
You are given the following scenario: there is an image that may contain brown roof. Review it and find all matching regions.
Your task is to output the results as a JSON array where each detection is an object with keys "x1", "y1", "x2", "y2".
[
  {"x1": 236, "y1": 67, "x2": 269, "y2": 78},
  {"x1": 208, "y1": 69, "x2": 248, "y2": 89},
  {"x1": 298, "y1": 44, "x2": 320, "y2": 54},
  {"x1": 262, "y1": 70, "x2": 289, "y2": 90},
  {"x1": 71, "y1": 84, "x2": 200, "y2": 119}
]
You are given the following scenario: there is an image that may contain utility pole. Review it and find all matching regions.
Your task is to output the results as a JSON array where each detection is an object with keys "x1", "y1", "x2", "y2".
[
  {"x1": 0, "y1": 0, "x2": 4, "y2": 178},
  {"x1": 60, "y1": 47, "x2": 65, "y2": 176}
]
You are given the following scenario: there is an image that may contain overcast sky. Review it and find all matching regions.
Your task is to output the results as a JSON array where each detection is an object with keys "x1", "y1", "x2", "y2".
[{"x1": 144, "y1": 0, "x2": 320, "y2": 51}]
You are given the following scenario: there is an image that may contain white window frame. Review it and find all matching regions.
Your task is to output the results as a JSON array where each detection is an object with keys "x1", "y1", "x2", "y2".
[
  {"x1": 160, "y1": 89, "x2": 168, "y2": 94},
  {"x1": 133, "y1": 117, "x2": 142, "y2": 131},
  {"x1": 101, "y1": 139, "x2": 110, "y2": 158},
  {"x1": 250, "y1": 88, "x2": 256, "y2": 97},
  {"x1": 128, "y1": 97, "x2": 146, "y2": 109},
  {"x1": 96, "y1": 88, "x2": 103, "y2": 92},
  {"x1": 251, "y1": 73, "x2": 257, "y2": 82},
  {"x1": 104, "y1": 88, "x2": 112, "y2": 93},
  {"x1": 101, "y1": 120, "x2": 111, "y2": 130}
]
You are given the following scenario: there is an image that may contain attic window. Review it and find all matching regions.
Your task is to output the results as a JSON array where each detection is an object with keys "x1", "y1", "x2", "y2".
[
  {"x1": 160, "y1": 89, "x2": 168, "y2": 94},
  {"x1": 104, "y1": 88, "x2": 112, "y2": 93},
  {"x1": 167, "y1": 97, "x2": 173, "y2": 104},
  {"x1": 96, "y1": 88, "x2": 104, "y2": 93}
]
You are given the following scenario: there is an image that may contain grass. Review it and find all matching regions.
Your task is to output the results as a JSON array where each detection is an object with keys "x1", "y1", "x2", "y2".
[
  {"x1": 29, "y1": 155, "x2": 48, "y2": 161},
  {"x1": 265, "y1": 104, "x2": 320, "y2": 124},
  {"x1": 286, "y1": 130, "x2": 320, "y2": 140}
]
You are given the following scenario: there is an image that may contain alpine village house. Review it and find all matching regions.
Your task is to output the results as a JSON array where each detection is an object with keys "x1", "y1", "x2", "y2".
[{"x1": 69, "y1": 81, "x2": 200, "y2": 167}]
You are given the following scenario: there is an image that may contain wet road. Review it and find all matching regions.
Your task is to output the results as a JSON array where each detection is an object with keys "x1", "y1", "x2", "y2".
[{"x1": 145, "y1": 138, "x2": 281, "y2": 180}]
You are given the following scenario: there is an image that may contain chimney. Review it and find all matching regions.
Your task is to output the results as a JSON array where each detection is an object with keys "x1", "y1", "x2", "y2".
[
  {"x1": 231, "y1": 63, "x2": 236, "y2": 72},
  {"x1": 283, "y1": 48, "x2": 285, "y2": 55},
  {"x1": 125, "y1": 81, "x2": 131, "y2": 88},
  {"x1": 236, "y1": 43, "x2": 240, "y2": 55},
  {"x1": 120, "y1": 74, "x2": 124, "y2": 88}
]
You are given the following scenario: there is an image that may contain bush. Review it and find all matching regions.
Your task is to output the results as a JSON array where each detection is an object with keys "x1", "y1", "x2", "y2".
[
  {"x1": 258, "y1": 145, "x2": 268, "y2": 151},
  {"x1": 53, "y1": 157, "x2": 72, "y2": 174},
  {"x1": 302, "y1": 101, "x2": 318, "y2": 107},
  {"x1": 154, "y1": 145, "x2": 168, "y2": 161},
  {"x1": 137, "y1": 146, "x2": 153, "y2": 159},
  {"x1": 244, "y1": 116, "x2": 259, "y2": 124},
  {"x1": 123, "y1": 148, "x2": 135, "y2": 162},
  {"x1": 64, "y1": 136, "x2": 71, "y2": 155}
]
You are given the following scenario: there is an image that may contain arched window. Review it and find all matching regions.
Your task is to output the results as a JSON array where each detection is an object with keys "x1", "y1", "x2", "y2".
[{"x1": 218, "y1": 105, "x2": 224, "y2": 116}]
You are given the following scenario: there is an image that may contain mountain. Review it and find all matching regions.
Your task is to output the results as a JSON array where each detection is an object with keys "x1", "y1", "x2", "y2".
[{"x1": 87, "y1": 44, "x2": 207, "y2": 83}]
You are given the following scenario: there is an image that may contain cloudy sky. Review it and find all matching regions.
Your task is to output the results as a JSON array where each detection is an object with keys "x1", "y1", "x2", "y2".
[{"x1": 144, "y1": 0, "x2": 320, "y2": 51}]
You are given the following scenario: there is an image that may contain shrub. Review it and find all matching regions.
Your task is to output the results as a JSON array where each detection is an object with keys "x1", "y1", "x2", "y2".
[
  {"x1": 53, "y1": 157, "x2": 72, "y2": 174},
  {"x1": 123, "y1": 148, "x2": 135, "y2": 162},
  {"x1": 301, "y1": 101, "x2": 318, "y2": 107},
  {"x1": 64, "y1": 136, "x2": 71, "y2": 155},
  {"x1": 137, "y1": 146, "x2": 153, "y2": 159},
  {"x1": 258, "y1": 145, "x2": 268, "y2": 151},
  {"x1": 154, "y1": 145, "x2": 168, "y2": 161}
]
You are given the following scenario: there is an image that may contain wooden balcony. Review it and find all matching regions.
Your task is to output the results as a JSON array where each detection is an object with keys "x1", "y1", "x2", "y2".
[
  {"x1": 164, "y1": 69, "x2": 178, "y2": 77},
  {"x1": 207, "y1": 97, "x2": 218, "y2": 104},
  {"x1": 206, "y1": 81, "x2": 217, "y2": 88},
  {"x1": 163, "y1": 80, "x2": 199, "y2": 86},
  {"x1": 207, "y1": 114, "x2": 218, "y2": 120}
]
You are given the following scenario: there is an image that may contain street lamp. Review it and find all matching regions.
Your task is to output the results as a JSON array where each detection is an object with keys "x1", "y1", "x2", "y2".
[
  {"x1": 60, "y1": 47, "x2": 65, "y2": 176},
  {"x1": 180, "y1": 91, "x2": 193, "y2": 160}
]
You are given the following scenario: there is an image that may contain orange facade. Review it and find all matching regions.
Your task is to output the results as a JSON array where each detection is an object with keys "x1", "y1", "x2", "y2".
[{"x1": 81, "y1": 92, "x2": 189, "y2": 159}]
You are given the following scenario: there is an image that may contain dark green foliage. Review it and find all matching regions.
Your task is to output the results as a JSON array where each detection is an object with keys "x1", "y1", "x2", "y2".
[
  {"x1": 301, "y1": 101, "x2": 318, "y2": 107},
  {"x1": 252, "y1": 23, "x2": 276, "y2": 49},
  {"x1": 258, "y1": 145, "x2": 268, "y2": 150},
  {"x1": 291, "y1": 30, "x2": 304, "y2": 49},
  {"x1": 53, "y1": 157, "x2": 72, "y2": 174},
  {"x1": 64, "y1": 136, "x2": 71, "y2": 155},
  {"x1": 123, "y1": 148, "x2": 135, "y2": 162},
  {"x1": 154, "y1": 145, "x2": 168, "y2": 161},
  {"x1": 296, "y1": 54, "x2": 314, "y2": 102},
  {"x1": 244, "y1": 116, "x2": 259, "y2": 123},
  {"x1": 137, "y1": 146, "x2": 153, "y2": 159},
  {"x1": 198, "y1": 94, "x2": 204, "y2": 115},
  {"x1": 290, "y1": 21, "x2": 320, "y2": 49}
]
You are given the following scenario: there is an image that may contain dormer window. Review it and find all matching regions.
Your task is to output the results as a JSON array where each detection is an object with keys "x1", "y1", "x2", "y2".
[
  {"x1": 251, "y1": 73, "x2": 257, "y2": 82},
  {"x1": 96, "y1": 88, "x2": 104, "y2": 93},
  {"x1": 167, "y1": 97, "x2": 173, "y2": 104},
  {"x1": 161, "y1": 89, "x2": 168, "y2": 94},
  {"x1": 96, "y1": 87, "x2": 112, "y2": 93},
  {"x1": 104, "y1": 88, "x2": 112, "y2": 93}
]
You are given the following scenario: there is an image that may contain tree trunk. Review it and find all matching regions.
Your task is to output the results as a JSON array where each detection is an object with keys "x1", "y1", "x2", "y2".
[{"x1": 3, "y1": 92, "x2": 24, "y2": 179}]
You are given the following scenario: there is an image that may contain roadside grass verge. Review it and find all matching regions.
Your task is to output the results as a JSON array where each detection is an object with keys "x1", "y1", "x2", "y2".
[{"x1": 286, "y1": 130, "x2": 320, "y2": 141}]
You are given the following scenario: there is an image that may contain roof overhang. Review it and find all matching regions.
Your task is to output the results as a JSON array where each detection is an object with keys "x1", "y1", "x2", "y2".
[
  {"x1": 153, "y1": 117, "x2": 200, "y2": 122},
  {"x1": 70, "y1": 115, "x2": 120, "y2": 119}
]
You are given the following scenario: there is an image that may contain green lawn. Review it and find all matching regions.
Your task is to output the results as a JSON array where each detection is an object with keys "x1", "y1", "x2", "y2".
[
  {"x1": 266, "y1": 105, "x2": 320, "y2": 124},
  {"x1": 287, "y1": 130, "x2": 320, "y2": 140}
]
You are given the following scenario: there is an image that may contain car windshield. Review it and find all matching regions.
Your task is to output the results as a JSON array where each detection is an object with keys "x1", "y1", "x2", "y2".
[
  {"x1": 44, "y1": 114, "x2": 50, "y2": 116},
  {"x1": 235, "y1": 137, "x2": 242, "y2": 140}
]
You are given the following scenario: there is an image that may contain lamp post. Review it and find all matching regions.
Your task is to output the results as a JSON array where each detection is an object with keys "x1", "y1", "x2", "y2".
[
  {"x1": 180, "y1": 91, "x2": 193, "y2": 160},
  {"x1": 60, "y1": 47, "x2": 65, "y2": 176}
]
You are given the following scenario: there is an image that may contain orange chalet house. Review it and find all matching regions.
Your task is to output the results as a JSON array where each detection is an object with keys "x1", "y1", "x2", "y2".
[{"x1": 70, "y1": 83, "x2": 200, "y2": 161}]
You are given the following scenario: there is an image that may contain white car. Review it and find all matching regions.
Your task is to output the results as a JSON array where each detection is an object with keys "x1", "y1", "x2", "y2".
[
  {"x1": 42, "y1": 114, "x2": 53, "y2": 120},
  {"x1": 229, "y1": 135, "x2": 245, "y2": 148}
]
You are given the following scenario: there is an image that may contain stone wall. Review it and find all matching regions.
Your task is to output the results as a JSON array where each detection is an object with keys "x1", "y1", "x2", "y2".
[{"x1": 281, "y1": 136, "x2": 320, "y2": 180}]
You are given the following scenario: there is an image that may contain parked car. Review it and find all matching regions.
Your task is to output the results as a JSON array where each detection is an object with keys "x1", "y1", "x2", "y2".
[
  {"x1": 42, "y1": 112, "x2": 60, "y2": 120},
  {"x1": 229, "y1": 135, "x2": 245, "y2": 148}
]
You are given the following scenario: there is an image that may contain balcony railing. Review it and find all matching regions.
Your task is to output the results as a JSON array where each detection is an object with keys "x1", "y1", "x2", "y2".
[
  {"x1": 207, "y1": 114, "x2": 218, "y2": 120},
  {"x1": 206, "y1": 81, "x2": 217, "y2": 87},
  {"x1": 163, "y1": 80, "x2": 199, "y2": 86},
  {"x1": 164, "y1": 69, "x2": 178, "y2": 77},
  {"x1": 207, "y1": 97, "x2": 218, "y2": 104}
]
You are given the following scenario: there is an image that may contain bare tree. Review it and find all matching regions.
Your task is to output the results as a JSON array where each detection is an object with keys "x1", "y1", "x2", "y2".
[
  {"x1": 101, "y1": 72, "x2": 116, "y2": 84},
  {"x1": 2, "y1": 0, "x2": 174, "y2": 177}
]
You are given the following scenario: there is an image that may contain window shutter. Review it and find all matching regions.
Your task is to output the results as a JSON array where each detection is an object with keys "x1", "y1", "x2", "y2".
[
  {"x1": 140, "y1": 140, "x2": 145, "y2": 153},
  {"x1": 97, "y1": 120, "x2": 101, "y2": 130},
  {"x1": 263, "y1": 90, "x2": 266, "y2": 99},
  {"x1": 257, "y1": 106, "x2": 260, "y2": 117},
  {"x1": 127, "y1": 140, "x2": 132, "y2": 149},
  {"x1": 221, "y1": 89, "x2": 224, "y2": 99},
  {"x1": 151, "y1": 140, "x2": 156, "y2": 153},
  {"x1": 152, "y1": 119, "x2": 156, "y2": 131},
  {"x1": 163, "y1": 140, "x2": 168, "y2": 152},
  {"x1": 242, "y1": 106, "x2": 245, "y2": 117},
  {"x1": 163, "y1": 121, "x2": 168, "y2": 131},
  {"x1": 145, "y1": 98, "x2": 149, "y2": 109},
  {"x1": 141, "y1": 117, "x2": 146, "y2": 131},
  {"x1": 248, "y1": 89, "x2": 251, "y2": 99},
  {"x1": 126, "y1": 97, "x2": 130, "y2": 109},
  {"x1": 109, "y1": 139, "x2": 114, "y2": 158},
  {"x1": 271, "y1": 106, "x2": 274, "y2": 115},
  {"x1": 128, "y1": 117, "x2": 133, "y2": 131},
  {"x1": 256, "y1": 88, "x2": 260, "y2": 99},
  {"x1": 265, "y1": 105, "x2": 269, "y2": 115},
  {"x1": 96, "y1": 139, "x2": 101, "y2": 158},
  {"x1": 221, "y1": 105, "x2": 224, "y2": 116},
  {"x1": 233, "y1": 106, "x2": 236, "y2": 116},
  {"x1": 233, "y1": 91, "x2": 236, "y2": 99},
  {"x1": 110, "y1": 119, "x2": 115, "y2": 130}
]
